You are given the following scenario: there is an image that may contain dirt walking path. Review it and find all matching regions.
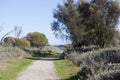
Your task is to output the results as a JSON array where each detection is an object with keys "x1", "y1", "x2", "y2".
[{"x1": 17, "y1": 58, "x2": 59, "y2": 80}]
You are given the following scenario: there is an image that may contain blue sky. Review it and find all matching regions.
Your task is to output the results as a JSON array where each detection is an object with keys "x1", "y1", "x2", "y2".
[{"x1": 0, "y1": 0, "x2": 70, "y2": 45}]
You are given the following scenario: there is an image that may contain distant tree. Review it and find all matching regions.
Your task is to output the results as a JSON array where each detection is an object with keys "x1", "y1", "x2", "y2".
[
  {"x1": 51, "y1": 0, "x2": 120, "y2": 47},
  {"x1": 26, "y1": 32, "x2": 48, "y2": 47}
]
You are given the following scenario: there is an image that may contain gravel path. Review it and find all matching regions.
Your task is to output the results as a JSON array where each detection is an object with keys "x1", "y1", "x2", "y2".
[{"x1": 17, "y1": 58, "x2": 59, "y2": 80}]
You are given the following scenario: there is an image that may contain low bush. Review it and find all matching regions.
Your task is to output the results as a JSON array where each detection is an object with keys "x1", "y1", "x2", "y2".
[
  {"x1": 60, "y1": 45, "x2": 99, "y2": 59},
  {"x1": 74, "y1": 45, "x2": 99, "y2": 53},
  {"x1": 3, "y1": 37, "x2": 16, "y2": 46},
  {"x1": 74, "y1": 47, "x2": 120, "y2": 66},
  {"x1": 70, "y1": 63, "x2": 120, "y2": 80},
  {"x1": 0, "y1": 46, "x2": 30, "y2": 59},
  {"x1": 64, "y1": 47, "x2": 120, "y2": 80},
  {"x1": 95, "y1": 70, "x2": 120, "y2": 80},
  {"x1": 23, "y1": 47, "x2": 41, "y2": 57},
  {"x1": 54, "y1": 60, "x2": 79, "y2": 79},
  {"x1": 62, "y1": 47, "x2": 120, "y2": 66}
]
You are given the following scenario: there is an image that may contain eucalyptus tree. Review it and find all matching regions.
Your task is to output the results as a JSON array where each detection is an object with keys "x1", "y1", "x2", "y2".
[{"x1": 52, "y1": 0, "x2": 120, "y2": 47}]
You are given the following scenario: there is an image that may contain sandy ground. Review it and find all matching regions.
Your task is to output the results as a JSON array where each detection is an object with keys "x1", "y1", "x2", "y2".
[{"x1": 16, "y1": 58, "x2": 59, "y2": 80}]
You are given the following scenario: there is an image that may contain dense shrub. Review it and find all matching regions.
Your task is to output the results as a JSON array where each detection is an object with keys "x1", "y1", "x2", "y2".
[
  {"x1": 23, "y1": 47, "x2": 41, "y2": 57},
  {"x1": 23, "y1": 46, "x2": 62, "y2": 57},
  {"x1": 74, "y1": 47, "x2": 120, "y2": 66},
  {"x1": 14, "y1": 38, "x2": 30, "y2": 47},
  {"x1": 26, "y1": 32, "x2": 48, "y2": 47},
  {"x1": 74, "y1": 45, "x2": 99, "y2": 52},
  {"x1": 60, "y1": 45, "x2": 99, "y2": 59},
  {"x1": 95, "y1": 70, "x2": 120, "y2": 80},
  {"x1": 69, "y1": 64, "x2": 120, "y2": 80},
  {"x1": 0, "y1": 46, "x2": 30, "y2": 59},
  {"x1": 66, "y1": 47, "x2": 120, "y2": 80},
  {"x1": 3, "y1": 37, "x2": 16, "y2": 46}
]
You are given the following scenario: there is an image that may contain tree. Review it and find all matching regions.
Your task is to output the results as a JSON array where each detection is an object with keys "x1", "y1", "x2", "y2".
[
  {"x1": 26, "y1": 32, "x2": 48, "y2": 47},
  {"x1": 51, "y1": 0, "x2": 120, "y2": 47}
]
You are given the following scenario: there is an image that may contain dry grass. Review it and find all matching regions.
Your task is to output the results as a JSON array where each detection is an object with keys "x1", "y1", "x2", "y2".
[{"x1": 0, "y1": 58, "x2": 32, "y2": 80}]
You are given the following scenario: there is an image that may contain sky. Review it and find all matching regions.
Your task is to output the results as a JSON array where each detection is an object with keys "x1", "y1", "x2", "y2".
[{"x1": 0, "y1": 0, "x2": 70, "y2": 45}]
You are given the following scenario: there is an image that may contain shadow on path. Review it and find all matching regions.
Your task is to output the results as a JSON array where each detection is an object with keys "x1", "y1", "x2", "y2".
[
  {"x1": 25, "y1": 54, "x2": 61, "y2": 61},
  {"x1": 40, "y1": 58, "x2": 60, "y2": 61},
  {"x1": 26, "y1": 57, "x2": 60, "y2": 61}
]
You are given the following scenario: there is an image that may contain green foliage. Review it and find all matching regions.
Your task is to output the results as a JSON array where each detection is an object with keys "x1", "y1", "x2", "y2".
[
  {"x1": 52, "y1": 0, "x2": 120, "y2": 47},
  {"x1": 26, "y1": 32, "x2": 48, "y2": 47},
  {"x1": 23, "y1": 46, "x2": 62, "y2": 57},
  {"x1": 64, "y1": 44, "x2": 73, "y2": 50},
  {"x1": 76, "y1": 48, "x2": 120, "y2": 65},
  {"x1": 14, "y1": 38, "x2": 29, "y2": 48}
]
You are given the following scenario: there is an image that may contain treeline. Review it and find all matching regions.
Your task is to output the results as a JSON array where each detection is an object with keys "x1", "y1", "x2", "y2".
[{"x1": 2, "y1": 32, "x2": 48, "y2": 48}]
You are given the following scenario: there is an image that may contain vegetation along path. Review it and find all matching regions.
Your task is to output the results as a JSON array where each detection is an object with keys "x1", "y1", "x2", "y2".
[{"x1": 17, "y1": 57, "x2": 59, "y2": 80}]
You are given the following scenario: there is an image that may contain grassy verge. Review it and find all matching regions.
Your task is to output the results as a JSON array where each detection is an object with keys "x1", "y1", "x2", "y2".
[
  {"x1": 0, "y1": 58, "x2": 33, "y2": 80},
  {"x1": 54, "y1": 59, "x2": 79, "y2": 79}
]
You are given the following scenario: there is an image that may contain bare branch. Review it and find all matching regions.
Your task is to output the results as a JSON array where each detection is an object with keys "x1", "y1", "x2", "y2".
[
  {"x1": 14, "y1": 26, "x2": 22, "y2": 38},
  {"x1": 1, "y1": 30, "x2": 14, "y2": 42}
]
